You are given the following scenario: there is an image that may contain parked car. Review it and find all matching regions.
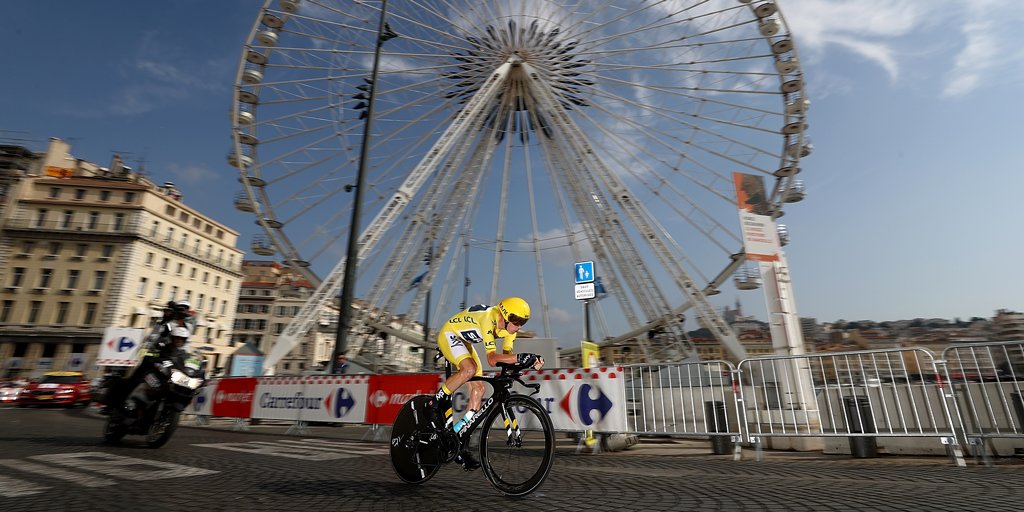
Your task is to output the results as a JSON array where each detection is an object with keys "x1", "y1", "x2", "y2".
[
  {"x1": 0, "y1": 381, "x2": 25, "y2": 403},
  {"x1": 16, "y1": 372, "x2": 92, "y2": 407}
]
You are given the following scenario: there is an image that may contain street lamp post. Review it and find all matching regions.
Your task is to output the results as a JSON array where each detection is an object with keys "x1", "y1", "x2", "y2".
[{"x1": 331, "y1": 0, "x2": 394, "y2": 374}]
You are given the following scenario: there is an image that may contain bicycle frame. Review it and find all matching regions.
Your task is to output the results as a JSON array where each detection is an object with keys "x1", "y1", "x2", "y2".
[{"x1": 440, "y1": 353, "x2": 540, "y2": 447}]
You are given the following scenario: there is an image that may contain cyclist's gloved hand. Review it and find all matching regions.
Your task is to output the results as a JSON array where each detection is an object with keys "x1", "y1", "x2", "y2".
[{"x1": 517, "y1": 352, "x2": 539, "y2": 369}]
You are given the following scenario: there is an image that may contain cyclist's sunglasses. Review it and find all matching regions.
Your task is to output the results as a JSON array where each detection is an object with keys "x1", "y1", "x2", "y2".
[{"x1": 507, "y1": 314, "x2": 528, "y2": 327}]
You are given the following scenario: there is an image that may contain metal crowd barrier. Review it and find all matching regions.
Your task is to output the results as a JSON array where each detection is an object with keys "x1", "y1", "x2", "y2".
[
  {"x1": 736, "y1": 348, "x2": 966, "y2": 466},
  {"x1": 941, "y1": 341, "x2": 1024, "y2": 464},
  {"x1": 623, "y1": 361, "x2": 742, "y2": 459}
]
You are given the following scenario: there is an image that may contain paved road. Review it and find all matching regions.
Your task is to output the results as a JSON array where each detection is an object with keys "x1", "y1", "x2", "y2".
[{"x1": 1, "y1": 405, "x2": 1022, "y2": 511}]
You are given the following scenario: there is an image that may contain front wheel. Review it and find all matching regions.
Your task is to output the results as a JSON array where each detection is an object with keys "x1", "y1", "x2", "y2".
[
  {"x1": 103, "y1": 417, "x2": 126, "y2": 444},
  {"x1": 145, "y1": 404, "x2": 180, "y2": 448},
  {"x1": 479, "y1": 395, "x2": 555, "y2": 496},
  {"x1": 390, "y1": 395, "x2": 443, "y2": 484}
]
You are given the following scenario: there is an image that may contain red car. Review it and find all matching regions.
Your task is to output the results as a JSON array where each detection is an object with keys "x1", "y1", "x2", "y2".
[{"x1": 16, "y1": 372, "x2": 92, "y2": 407}]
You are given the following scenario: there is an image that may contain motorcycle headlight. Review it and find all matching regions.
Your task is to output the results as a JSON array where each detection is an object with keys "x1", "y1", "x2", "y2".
[{"x1": 170, "y1": 370, "x2": 203, "y2": 390}]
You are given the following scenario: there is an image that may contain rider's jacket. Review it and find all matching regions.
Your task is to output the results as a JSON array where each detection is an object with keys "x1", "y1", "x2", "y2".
[{"x1": 441, "y1": 304, "x2": 517, "y2": 354}]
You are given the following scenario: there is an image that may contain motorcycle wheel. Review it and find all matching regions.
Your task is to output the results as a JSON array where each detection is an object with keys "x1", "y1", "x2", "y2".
[
  {"x1": 103, "y1": 416, "x2": 127, "y2": 444},
  {"x1": 145, "y1": 406, "x2": 180, "y2": 448}
]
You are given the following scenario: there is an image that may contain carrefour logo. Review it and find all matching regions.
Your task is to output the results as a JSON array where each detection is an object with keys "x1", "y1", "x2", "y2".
[
  {"x1": 559, "y1": 384, "x2": 613, "y2": 426},
  {"x1": 192, "y1": 389, "x2": 207, "y2": 411},
  {"x1": 324, "y1": 387, "x2": 356, "y2": 418}
]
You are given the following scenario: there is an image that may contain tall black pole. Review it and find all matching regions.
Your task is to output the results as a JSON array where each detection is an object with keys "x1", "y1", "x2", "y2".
[
  {"x1": 422, "y1": 244, "x2": 432, "y2": 370},
  {"x1": 332, "y1": 0, "x2": 390, "y2": 374},
  {"x1": 584, "y1": 300, "x2": 591, "y2": 342}
]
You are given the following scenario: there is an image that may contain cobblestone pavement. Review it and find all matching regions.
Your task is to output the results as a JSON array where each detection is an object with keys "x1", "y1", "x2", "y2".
[{"x1": 1, "y1": 406, "x2": 1022, "y2": 512}]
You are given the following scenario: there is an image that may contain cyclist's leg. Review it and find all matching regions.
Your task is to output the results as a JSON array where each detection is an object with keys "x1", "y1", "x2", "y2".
[{"x1": 434, "y1": 333, "x2": 478, "y2": 428}]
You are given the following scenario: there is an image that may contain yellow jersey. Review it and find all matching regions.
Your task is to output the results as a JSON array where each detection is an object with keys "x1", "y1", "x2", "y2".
[{"x1": 439, "y1": 304, "x2": 517, "y2": 354}]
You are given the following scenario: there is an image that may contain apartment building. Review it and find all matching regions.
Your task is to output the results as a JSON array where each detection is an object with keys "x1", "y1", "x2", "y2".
[
  {"x1": 234, "y1": 260, "x2": 338, "y2": 375},
  {"x1": 0, "y1": 138, "x2": 243, "y2": 378}
]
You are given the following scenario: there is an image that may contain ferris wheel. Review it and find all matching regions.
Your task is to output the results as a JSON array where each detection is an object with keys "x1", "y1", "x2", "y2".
[{"x1": 230, "y1": 0, "x2": 811, "y2": 366}]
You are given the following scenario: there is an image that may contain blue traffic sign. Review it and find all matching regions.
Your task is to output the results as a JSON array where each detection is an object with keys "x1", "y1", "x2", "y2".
[{"x1": 574, "y1": 261, "x2": 595, "y2": 284}]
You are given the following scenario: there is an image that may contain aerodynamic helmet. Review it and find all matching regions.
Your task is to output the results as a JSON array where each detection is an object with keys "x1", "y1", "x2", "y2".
[{"x1": 496, "y1": 297, "x2": 530, "y2": 327}]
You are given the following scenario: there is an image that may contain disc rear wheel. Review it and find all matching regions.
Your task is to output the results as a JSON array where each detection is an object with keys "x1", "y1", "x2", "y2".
[
  {"x1": 479, "y1": 395, "x2": 555, "y2": 496},
  {"x1": 390, "y1": 395, "x2": 443, "y2": 484}
]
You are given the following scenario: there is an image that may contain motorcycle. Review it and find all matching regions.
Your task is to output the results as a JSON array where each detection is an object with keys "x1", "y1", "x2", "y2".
[{"x1": 102, "y1": 343, "x2": 207, "y2": 448}]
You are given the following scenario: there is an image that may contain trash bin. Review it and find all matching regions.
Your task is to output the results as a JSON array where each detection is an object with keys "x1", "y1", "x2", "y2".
[
  {"x1": 764, "y1": 382, "x2": 781, "y2": 409},
  {"x1": 1012, "y1": 393, "x2": 1024, "y2": 430},
  {"x1": 704, "y1": 400, "x2": 733, "y2": 455},
  {"x1": 844, "y1": 396, "x2": 878, "y2": 458}
]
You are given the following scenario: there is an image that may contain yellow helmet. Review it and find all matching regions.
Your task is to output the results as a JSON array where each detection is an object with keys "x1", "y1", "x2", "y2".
[{"x1": 496, "y1": 297, "x2": 530, "y2": 327}]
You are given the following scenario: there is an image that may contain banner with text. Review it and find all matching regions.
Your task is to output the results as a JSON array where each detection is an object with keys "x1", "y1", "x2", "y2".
[{"x1": 733, "y1": 172, "x2": 781, "y2": 262}]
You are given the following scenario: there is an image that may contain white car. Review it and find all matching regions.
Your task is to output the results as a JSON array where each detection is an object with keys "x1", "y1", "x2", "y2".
[{"x1": 0, "y1": 382, "x2": 25, "y2": 403}]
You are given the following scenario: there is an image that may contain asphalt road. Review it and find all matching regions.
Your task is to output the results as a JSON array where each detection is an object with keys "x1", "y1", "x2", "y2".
[{"x1": 1, "y1": 405, "x2": 1023, "y2": 512}]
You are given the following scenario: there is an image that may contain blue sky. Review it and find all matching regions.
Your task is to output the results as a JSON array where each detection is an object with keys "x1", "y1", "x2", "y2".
[{"x1": 3, "y1": 0, "x2": 1023, "y2": 331}]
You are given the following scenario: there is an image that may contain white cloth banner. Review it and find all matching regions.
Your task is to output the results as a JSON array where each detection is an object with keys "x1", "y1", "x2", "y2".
[
  {"x1": 517, "y1": 367, "x2": 627, "y2": 432},
  {"x1": 251, "y1": 375, "x2": 370, "y2": 423},
  {"x1": 96, "y1": 328, "x2": 146, "y2": 366}
]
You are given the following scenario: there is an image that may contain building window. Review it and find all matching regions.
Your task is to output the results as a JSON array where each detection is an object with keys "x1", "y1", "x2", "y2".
[
  {"x1": 137, "y1": 277, "x2": 148, "y2": 296},
  {"x1": 74, "y1": 189, "x2": 85, "y2": 200},
  {"x1": 113, "y1": 213, "x2": 125, "y2": 231},
  {"x1": 101, "y1": 245, "x2": 114, "y2": 258},
  {"x1": 214, "y1": 276, "x2": 221, "y2": 287},
  {"x1": 154, "y1": 281, "x2": 164, "y2": 300},
  {"x1": 220, "y1": 301, "x2": 227, "y2": 315},
  {"x1": 176, "y1": 263, "x2": 184, "y2": 275},
  {"x1": 150, "y1": 221, "x2": 159, "y2": 237},
  {"x1": 202, "y1": 271, "x2": 209, "y2": 284},
  {"x1": 226, "y1": 280, "x2": 233, "y2": 292},
  {"x1": 49, "y1": 187, "x2": 60, "y2": 198},
  {"x1": 99, "y1": 190, "x2": 110, "y2": 202},
  {"x1": 166, "y1": 227, "x2": 174, "y2": 243},
  {"x1": 66, "y1": 269, "x2": 80, "y2": 289},
  {"x1": 35, "y1": 208, "x2": 48, "y2": 228},
  {"x1": 170, "y1": 286, "x2": 178, "y2": 301},
  {"x1": 145, "y1": 252, "x2": 154, "y2": 266},
  {"x1": 48, "y1": 242, "x2": 61, "y2": 257},
  {"x1": 10, "y1": 267, "x2": 25, "y2": 287},
  {"x1": 56, "y1": 302, "x2": 70, "y2": 324},
  {"x1": 28, "y1": 301, "x2": 42, "y2": 323},
  {"x1": 20, "y1": 240, "x2": 35, "y2": 255},
  {"x1": 183, "y1": 290, "x2": 192, "y2": 303},
  {"x1": 189, "y1": 267, "x2": 197, "y2": 279},
  {"x1": 274, "y1": 323, "x2": 285, "y2": 335},
  {"x1": 76, "y1": 244, "x2": 88, "y2": 257},
  {"x1": 124, "y1": 191, "x2": 136, "y2": 203},
  {"x1": 0, "y1": 300, "x2": 12, "y2": 322},
  {"x1": 83, "y1": 303, "x2": 98, "y2": 325},
  {"x1": 161, "y1": 258, "x2": 169, "y2": 272},
  {"x1": 93, "y1": 270, "x2": 107, "y2": 290},
  {"x1": 197, "y1": 294, "x2": 205, "y2": 310},
  {"x1": 87, "y1": 211, "x2": 99, "y2": 229},
  {"x1": 62, "y1": 210, "x2": 74, "y2": 229},
  {"x1": 216, "y1": 229, "x2": 224, "y2": 239},
  {"x1": 39, "y1": 268, "x2": 54, "y2": 288}
]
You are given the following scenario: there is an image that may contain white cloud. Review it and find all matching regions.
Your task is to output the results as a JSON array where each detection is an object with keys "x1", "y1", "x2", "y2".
[{"x1": 781, "y1": 0, "x2": 1024, "y2": 96}]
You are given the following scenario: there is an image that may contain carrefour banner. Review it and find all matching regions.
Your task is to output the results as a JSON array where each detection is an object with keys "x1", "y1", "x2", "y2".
[
  {"x1": 96, "y1": 327, "x2": 146, "y2": 366},
  {"x1": 189, "y1": 379, "x2": 217, "y2": 416},
  {"x1": 518, "y1": 367, "x2": 627, "y2": 432},
  {"x1": 251, "y1": 375, "x2": 370, "y2": 423}
]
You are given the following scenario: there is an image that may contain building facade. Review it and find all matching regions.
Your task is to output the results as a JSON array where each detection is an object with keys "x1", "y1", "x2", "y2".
[{"x1": 0, "y1": 138, "x2": 244, "y2": 378}]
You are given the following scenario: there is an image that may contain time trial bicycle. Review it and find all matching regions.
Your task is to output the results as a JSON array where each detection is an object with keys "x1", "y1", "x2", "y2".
[{"x1": 390, "y1": 356, "x2": 555, "y2": 496}]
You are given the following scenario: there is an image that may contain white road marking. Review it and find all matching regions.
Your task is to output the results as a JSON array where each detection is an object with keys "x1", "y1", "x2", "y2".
[
  {"x1": 0, "y1": 474, "x2": 49, "y2": 497},
  {"x1": 30, "y1": 452, "x2": 218, "y2": 480},
  {"x1": 193, "y1": 438, "x2": 388, "y2": 460},
  {"x1": 0, "y1": 459, "x2": 113, "y2": 487}
]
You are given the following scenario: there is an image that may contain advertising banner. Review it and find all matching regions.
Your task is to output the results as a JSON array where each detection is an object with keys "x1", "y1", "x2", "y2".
[
  {"x1": 210, "y1": 377, "x2": 256, "y2": 418},
  {"x1": 518, "y1": 367, "x2": 627, "y2": 432},
  {"x1": 189, "y1": 379, "x2": 217, "y2": 416},
  {"x1": 733, "y1": 172, "x2": 780, "y2": 262},
  {"x1": 365, "y1": 373, "x2": 443, "y2": 425},
  {"x1": 96, "y1": 327, "x2": 146, "y2": 366},
  {"x1": 229, "y1": 355, "x2": 264, "y2": 376},
  {"x1": 251, "y1": 375, "x2": 370, "y2": 424}
]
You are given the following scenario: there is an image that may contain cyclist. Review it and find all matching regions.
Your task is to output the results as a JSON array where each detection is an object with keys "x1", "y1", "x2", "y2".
[{"x1": 431, "y1": 297, "x2": 544, "y2": 470}]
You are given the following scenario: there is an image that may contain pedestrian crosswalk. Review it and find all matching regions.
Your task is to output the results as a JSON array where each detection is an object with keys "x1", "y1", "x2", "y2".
[
  {"x1": 0, "y1": 452, "x2": 217, "y2": 497},
  {"x1": 193, "y1": 438, "x2": 390, "y2": 460},
  {"x1": 0, "y1": 439, "x2": 387, "y2": 498}
]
